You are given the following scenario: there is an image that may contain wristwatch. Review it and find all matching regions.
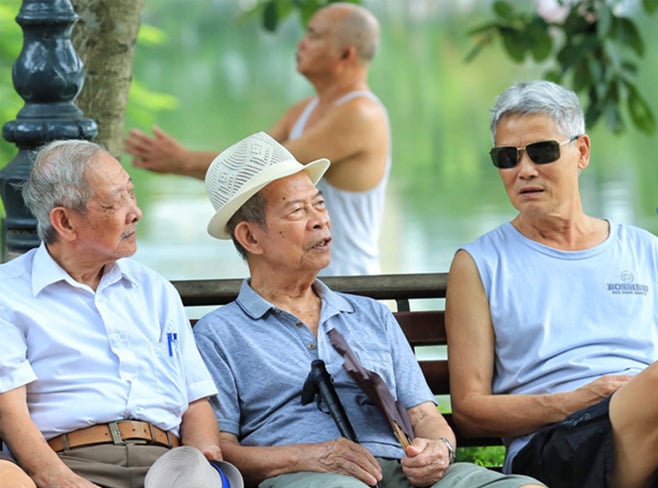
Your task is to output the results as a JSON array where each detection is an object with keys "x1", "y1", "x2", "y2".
[{"x1": 439, "y1": 437, "x2": 456, "y2": 465}]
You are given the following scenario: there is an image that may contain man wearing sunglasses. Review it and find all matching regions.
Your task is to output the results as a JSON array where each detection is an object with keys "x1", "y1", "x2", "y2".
[{"x1": 445, "y1": 80, "x2": 658, "y2": 488}]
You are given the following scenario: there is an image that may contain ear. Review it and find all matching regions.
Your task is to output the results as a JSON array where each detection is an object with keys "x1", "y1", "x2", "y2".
[
  {"x1": 233, "y1": 221, "x2": 265, "y2": 256},
  {"x1": 576, "y1": 134, "x2": 591, "y2": 171},
  {"x1": 341, "y1": 45, "x2": 356, "y2": 61},
  {"x1": 49, "y1": 207, "x2": 78, "y2": 242}
]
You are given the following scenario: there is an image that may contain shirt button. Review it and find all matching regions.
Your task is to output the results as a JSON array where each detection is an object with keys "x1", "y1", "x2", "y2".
[
  {"x1": 309, "y1": 343, "x2": 316, "y2": 350},
  {"x1": 295, "y1": 321, "x2": 303, "y2": 328}
]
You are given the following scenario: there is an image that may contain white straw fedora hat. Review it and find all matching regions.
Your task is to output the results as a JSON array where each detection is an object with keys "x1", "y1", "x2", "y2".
[
  {"x1": 145, "y1": 446, "x2": 244, "y2": 488},
  {"x1": 205, "y1": 131, "x2": 330, "y2": 239}
]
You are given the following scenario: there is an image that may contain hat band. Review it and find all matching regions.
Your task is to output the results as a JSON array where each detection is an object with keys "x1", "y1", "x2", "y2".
[{"x1": 211, "y1": 462, "x2": 231, "y2": 487}]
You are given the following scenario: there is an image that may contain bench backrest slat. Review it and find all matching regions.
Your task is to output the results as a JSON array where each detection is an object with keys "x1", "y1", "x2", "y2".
[
  {"x1": 395, "y1": 311, "x2": 446, "y2": 345},
  {"x1": 172, "y1": 273, "x2": 448, "y2": 307}
]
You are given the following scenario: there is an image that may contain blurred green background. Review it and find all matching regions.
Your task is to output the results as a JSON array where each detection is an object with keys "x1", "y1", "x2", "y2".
[{"x1": 1, "y1": 0, "x2": 657, "y2": 280}]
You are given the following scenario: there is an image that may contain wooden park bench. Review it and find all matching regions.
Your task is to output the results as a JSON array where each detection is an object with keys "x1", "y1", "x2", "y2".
[{"x1": 172, "y1": 272, "x2": 505, "y2": 457}]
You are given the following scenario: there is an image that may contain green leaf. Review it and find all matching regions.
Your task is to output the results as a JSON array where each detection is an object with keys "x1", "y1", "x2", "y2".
[
  {"x1": 572, "y1": 61, "x2": 593, "y2": 93},
  {"x1": 603, "y1": 102, "x2": 624, "y2": 134},
  {"x1": 584, "y1": 92, "x2": 604, "y2": 131},
  {"x1": 463, "y1": 33, "x2": 494, "y2": 64},
  {"x1": 467, "y1": 21, "x2": 499, "y2": 36},
  {"x1": 557, "y1": 34, "x2": 598, "y2": 72},
  {"x1": 527, "y1": 17, "x2": 552, "y2": 61},
  {"x1": 599, "y1": 80, "x2": 625, "y2": 134},
  {"x1": 642, "y1": 0, "x2": 658, "y2": 14},
  {"x1": 263, "y1": 0, "x2": 279, "y2": 32},
  {"x1": 627, "y1": 84, "x2": 657, "y2": 134},
  {"x1": 612, "y1": 17, "x2": 645, "y2": 56},
  {"x1": 562, "y1": 5, "x2": 593, "y2": 36},
  {"x1": 595, "y1": 3, "x2": 613, "y2": 37},
  {"x1": 544, "y1": 69, "x2": 563, "y2": 84},
  {"x1": 620, "y1": 60, "x2": 638, "y2": 77},
  {"x1": 586, "y1": 57, "x2": 606, "y2": 98},
  {"x1": 605, "y1": 79, "x2": 621, "y2": 105},
  {"x1": 493, "y1": 0, "x2": 516, "y2": 21},
  {"x1": 499, "y1": 26, "x2": 527, "y2": 62}
]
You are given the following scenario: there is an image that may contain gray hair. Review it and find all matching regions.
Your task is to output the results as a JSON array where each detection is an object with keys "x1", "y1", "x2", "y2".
[
  {"x1": 22, "y1": 139, "x2": 104, "y2": 243},
  {"x1": 330, "y1": 3, "x2": 380, "y2": 62},
  {"x1": 490, "y1": 80, "x2": 585, "y2": 141},
  {"x1": 226, "y1": 190, "x2": 267, "y2": 260}
]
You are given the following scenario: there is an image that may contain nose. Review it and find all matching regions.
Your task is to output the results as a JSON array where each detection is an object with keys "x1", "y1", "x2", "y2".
[
  {"x1": 311, "y1": 206, "x2": 330, "y2": 229},
  {"x1": 129, "y1": 199, "x2": 143, "y2": 223},
  {"x1": 297, "y1": 35, "x2": 307, "y2": 51},
  {"x1": 516, "y1": 150, "x2": 538, "y2": 177}
]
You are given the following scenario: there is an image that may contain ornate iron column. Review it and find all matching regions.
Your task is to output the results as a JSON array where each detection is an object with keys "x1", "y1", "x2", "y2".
[{"x1": 1, "y1": 0, "x2": 97, "y2": 261}]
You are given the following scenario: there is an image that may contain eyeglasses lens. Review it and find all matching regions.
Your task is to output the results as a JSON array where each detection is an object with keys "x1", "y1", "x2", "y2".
[
  {"x1": 490, "y1": 140, "x2": 561, "y2": 168},
  {"x1": 526, "y1": 141, "x2": 560, "y2": 164},
  {"x1": 490, "y1": 147, "x2": 518, "y2": 168}
]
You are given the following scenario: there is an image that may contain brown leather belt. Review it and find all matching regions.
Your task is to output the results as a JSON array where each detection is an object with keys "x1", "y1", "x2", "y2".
[{"x1": 47, "y1": 420, "x2": 180, "y2": 452}]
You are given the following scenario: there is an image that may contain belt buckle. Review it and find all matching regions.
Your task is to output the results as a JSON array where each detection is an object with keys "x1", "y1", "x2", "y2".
[{"x1": 109, "y1": 422, "x2": 126, "y2": 445}]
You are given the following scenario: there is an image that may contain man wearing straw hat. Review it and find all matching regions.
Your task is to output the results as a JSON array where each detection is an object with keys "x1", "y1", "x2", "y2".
[{"x1": 193, "y1": 131, "x2": 545, "y2": 488}]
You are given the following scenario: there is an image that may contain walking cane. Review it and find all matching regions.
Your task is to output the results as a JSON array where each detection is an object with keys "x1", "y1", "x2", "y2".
[{"x1": 302, "y1": 359, "x2": 381, "y2": 488}]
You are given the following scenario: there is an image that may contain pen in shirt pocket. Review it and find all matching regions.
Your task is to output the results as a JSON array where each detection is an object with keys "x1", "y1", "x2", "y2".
[{"x1": 166, "y1": 332, "x2": 178, "y2": 357}]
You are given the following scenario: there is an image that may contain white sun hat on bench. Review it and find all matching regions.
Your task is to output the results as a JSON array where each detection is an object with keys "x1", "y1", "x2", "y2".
[
  {"x1": 145, "y1": 446, "x2": 244, "y2": 488},
  {"x1": 205, "y1": 131, "x2": 330, "y2": 239}
]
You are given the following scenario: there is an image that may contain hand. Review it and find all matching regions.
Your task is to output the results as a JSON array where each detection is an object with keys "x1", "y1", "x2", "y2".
[
  {"x1": 302, "y1": 438, "x2": 382, "y2": 487},
  {"x1": 577, "y1": 374, "x2": 633, "y2": 405},
  {"x1": 124, "y1": 126, "x2": 188, "y2": 175},
  {"x1": 400, "y1": 437, "x2": 450, "y2": 487},
  {"x1": 201, "y1": 444, "x2": 223, "y2": 463}
]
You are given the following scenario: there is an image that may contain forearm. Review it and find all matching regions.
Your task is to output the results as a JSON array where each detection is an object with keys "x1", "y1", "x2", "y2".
[
  {"x1": 180, "y1": 399, "x2": 221, "y2": 458},
  {"x1": 220, "y1": 440, "x2": 309, "y2": 486},
  {"x1": 408, "y1": 402, "x2": 455, "y2": 446},
  {"x1": 455, "y1": 389, "x2": 597, "y2": 438},
  {"x1": 182, "y1": 150, "x2": 218, "y2": 179},
  {"x1": 0, "y1": 388, "x2": 80, "y2": 486},
  {"x1": 2, "y1": 417, "x2": 79, "y2": 487}
]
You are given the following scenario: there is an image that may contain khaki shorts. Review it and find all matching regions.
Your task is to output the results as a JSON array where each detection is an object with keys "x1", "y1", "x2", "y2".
[
  {"x1": 57, "y1": 442, "x2": 169, "y2": 488},
  {"x1": 260, "y1": 458, "x2": 544, "y2": 488}
]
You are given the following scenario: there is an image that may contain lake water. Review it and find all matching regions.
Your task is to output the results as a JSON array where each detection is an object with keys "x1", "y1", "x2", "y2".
[
  {"x1": 112, "y1": 1, "x2": 658, "y2": 280},
  {"x1": 131, "y1": 165, "x2": 650, "y2": 282},
  {"x1": 1, "y1": 3, "x2": 656, "y2": 278}
]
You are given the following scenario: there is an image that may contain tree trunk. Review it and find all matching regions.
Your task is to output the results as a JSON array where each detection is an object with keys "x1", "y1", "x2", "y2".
[{"x1": 70, "y1": 0, "x2": 144, "y2": 158}]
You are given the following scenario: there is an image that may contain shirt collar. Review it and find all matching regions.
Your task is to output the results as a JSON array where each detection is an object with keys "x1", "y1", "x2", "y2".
[
  {"x1": 236, "y1": 278, "x2": 355, "y2": 320},
  {"x1": 31, "y1": 242, "x2": 137, "y2": 296}
]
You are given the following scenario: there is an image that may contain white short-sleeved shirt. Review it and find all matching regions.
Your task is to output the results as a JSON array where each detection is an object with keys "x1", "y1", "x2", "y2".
[{"x1": 0, "y1": 243, "x2": 217, "y2": 439}]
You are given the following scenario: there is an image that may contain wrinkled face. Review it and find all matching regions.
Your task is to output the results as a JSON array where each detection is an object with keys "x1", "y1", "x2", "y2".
[
  {"x1": 494, "y1": 113, "x2": 588, "y2": 217},
  {"x1": 296, "y1": 7, "x2": 343, "y2": 76},
  {"x1": 71, "y1": 152, "x2": 142, "y2": 263},
  {"x1": 255, "y1": 171, "x2": 331, "y2": 272}
]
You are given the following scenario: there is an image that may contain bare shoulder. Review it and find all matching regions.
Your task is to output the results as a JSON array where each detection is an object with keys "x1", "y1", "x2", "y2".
[
  {"x1": 334, "y1": 92, "x2": 388, "y2": 127},
  {"x1": 447, "y1": 249, "x2": 478, "y2": 283},
  {"x1": 269, "y1": 96, "x2": 316, "y2": 141}
]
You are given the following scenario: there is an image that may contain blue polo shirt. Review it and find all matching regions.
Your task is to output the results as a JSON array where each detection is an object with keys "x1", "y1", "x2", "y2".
[{"x1": 193, "y1": 279, "x2": 434, "y2": 459}]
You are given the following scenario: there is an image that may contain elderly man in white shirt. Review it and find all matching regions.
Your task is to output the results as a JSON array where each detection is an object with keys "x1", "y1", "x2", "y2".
[{"x1": 0, "y1": 140, "x2": 222, "y2": 488}]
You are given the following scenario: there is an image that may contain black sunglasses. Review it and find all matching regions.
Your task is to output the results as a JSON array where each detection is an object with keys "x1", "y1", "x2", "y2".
[{"x1": 489, "y1": 135, "x2": 580, "y2": 169}]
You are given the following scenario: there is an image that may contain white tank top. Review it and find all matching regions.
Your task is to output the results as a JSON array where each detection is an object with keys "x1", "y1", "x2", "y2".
[
  {"x1": 290, "y1": 92, "x2": 391, "y2": 276},
  {"x1": 462, "y1": 220, "x2": 658, "y2": 471}
]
